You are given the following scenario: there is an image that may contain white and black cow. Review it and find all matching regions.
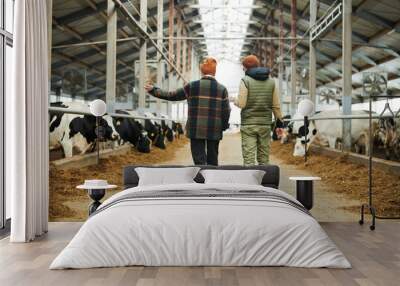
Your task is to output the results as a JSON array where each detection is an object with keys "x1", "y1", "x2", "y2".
[
  {"x1": 113, "y1": 110, "x2": 151, "y2": 153},
  {"x1": 121, "y1": 110, "x2": 166, "y2": 149},
  {"x1": 272, "y1": 115, "x2": 292, "y2": 142},
  {"x1": 104, "y1": 115, "x2": 121, "y2": 148},
  {"x1": 49, "y1": 102, "x2": 116, "y2": 158},
  {"x1": 374, "y1": 116, "x2": 400, "y2": 160},
  {"x1": 292, "y1": 110, "x2": 376, "y2": 157},
  {"x1": 172, "y1": 121, "x2": 184, "y2": 138},
  {"x1": 143, "y1": 111, "x2": 166, "y2": 149},
  {"x1": 156, "y1": 113, "x2": 174, "y2": 143}
]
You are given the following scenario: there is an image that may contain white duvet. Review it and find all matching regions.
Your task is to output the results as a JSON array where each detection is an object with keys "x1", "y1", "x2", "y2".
[{"x1": 50, "y1": 183, "x2": 351, "y2": 269}]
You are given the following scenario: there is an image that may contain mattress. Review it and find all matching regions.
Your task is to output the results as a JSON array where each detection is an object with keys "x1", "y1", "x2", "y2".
[{"x1": 50, "y1": 183, "x2": 351, "y2": 269}]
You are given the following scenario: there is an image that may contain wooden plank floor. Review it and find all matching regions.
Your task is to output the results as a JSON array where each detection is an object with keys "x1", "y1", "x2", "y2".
[{"x1": 0, "y1": 222, "x2": 399, "y2": 286}]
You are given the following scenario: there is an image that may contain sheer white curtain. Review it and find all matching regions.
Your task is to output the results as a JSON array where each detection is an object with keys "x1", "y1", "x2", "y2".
[{"x1": 8, "y1": 0, "x2": 49, "y2": 242}]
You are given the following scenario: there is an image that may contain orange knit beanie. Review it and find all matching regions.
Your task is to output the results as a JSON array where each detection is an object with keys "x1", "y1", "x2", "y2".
[
  {"x1": 242, "y1": 55, "x2": 260, "y2": 69},
  {"x1": 200, "y1": 57, "x2": 217, "y2": 76}
]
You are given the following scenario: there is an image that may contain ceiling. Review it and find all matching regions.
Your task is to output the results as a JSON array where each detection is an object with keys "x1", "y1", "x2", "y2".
[
  {"x1": 243, "y1": 0, "x2": 400, "y2": 101},
  {"x1": 51, "y1": 0, "x2": 400, "y2": 103},
  {"x1": 51, "y1": 0, "x2": 206, "y2": 100}
]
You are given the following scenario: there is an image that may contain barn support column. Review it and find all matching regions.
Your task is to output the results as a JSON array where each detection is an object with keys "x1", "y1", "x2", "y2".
[
  {"x1": 176, "y1": 17, "x2": 182, "y2": 74},
  {"x1": 286, "y1": 65, "x2": 290, "y2": 113},
  {"x1": 263, "y1": 35, "x2": 268, "y2": 67},
  {"x1": 106, "y1": 0, "x2": 117, "y2": 113},
  {"x1": 309, "y1": 0, "x2": 317, "y2": 105},
  {"x1": 187, "y1": 40, "x2": 192, "y2": 78},
  {"x1": 269, "y1": 10, "x2": 275, "y2": 71},
  {"x1": 255, "y1": 41, "x2": 259, "y2": 61},
  {"x1": 182, "y1": 28, "x2": 187, "y2": 81},
  {"x1": 278, "y1": 0, "x2": 284, "y2": 111},
  {"x1": 167, "y1": 0, "x2": 174, "y2": 116},
  {"x1": 138, "y1": 0, "x2": 147, "y2": 109},
  {"x1": 191, "y1": 47, "x2": 198, "y2": 79},
  {"x1": 342, "y1": 0, "x2": 352, "y2": 151},
  {"x1": 290, "y1": 0, "x2": 297, "y2": 116},
  {"x1": 156, "y1": 0, "x2": 163, "y2": 112}
]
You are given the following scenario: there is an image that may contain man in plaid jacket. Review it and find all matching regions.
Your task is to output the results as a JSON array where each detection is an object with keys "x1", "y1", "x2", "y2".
[{"x1": 145, "y1": 57, "x2": 231, "y2": 166}]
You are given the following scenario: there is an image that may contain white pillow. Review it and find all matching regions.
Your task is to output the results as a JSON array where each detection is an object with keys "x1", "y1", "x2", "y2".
[
  {"x1": 200, "y1": 169, "x2": 266, "y2": 185},
  {"x1": 135, "y1": 167, "x2": 201, "y2": 186}
]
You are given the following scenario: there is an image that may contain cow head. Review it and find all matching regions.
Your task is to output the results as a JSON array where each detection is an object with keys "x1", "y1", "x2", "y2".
[
  {"x1": 176, "y1": 123, "x2": 184, "y2": 135},
  {"x1": 144, "y1": 119, "x2": 158, "y2": 142},
  {"x1": 278, "y1": 122, "x2": 294, "y2": 144},
  {"x1": 154, "y1": 123, "x2": 166, "y2": 149},
  {"x1": 293, "y1": 120, "x2": 317, "y2": 157},
  {"x1": 279, "y1": 129, "x2": 290, "y2": 144},
  {"x1": 137, "y1": 133, "x2": 151, "y2": 153},
  {"x1": 165, "y1": 127, "x2": 174, "y2": 142},
  {"x1": 104, "y1": 115, "x2": 120, "y2": 141},
  {"x1": 133, "y1": 121, "x2": 151, "y2": 153},
  {"x1": 375, "y1": 118, "x2": 399, "y2": 160},
  {"x1": 97, "y1": 117, "x2": 116, "y2": 142}
]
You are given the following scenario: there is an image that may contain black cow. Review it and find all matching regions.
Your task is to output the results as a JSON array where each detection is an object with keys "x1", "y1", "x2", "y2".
[
  {"x1": 272, "y1": 115, "x2": 292, "y2": 141},
  {"x1": 49, "y1": 102, "x2": 68, "y2": 132},
  {"x1": 161, "y1": 120, "x2": 174, "y2": 142},
  {"x1": 172, "y1": 121, "x2": 184, "y2": 138},
  {"x1": 144, "y1": 119, "x2": 166, "y2": 149},
  {"x1": 114, "y1": 111, "x2": 151, "y2": 153}
]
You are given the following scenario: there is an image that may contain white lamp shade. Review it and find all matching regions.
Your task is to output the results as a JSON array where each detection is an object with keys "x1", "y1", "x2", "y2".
[
  {"x1": 90, "y1": 99, "x2": 107, "y2": 117},
  {"x1": 298, "y1": 99, "x2": 314, "y2": 117}
]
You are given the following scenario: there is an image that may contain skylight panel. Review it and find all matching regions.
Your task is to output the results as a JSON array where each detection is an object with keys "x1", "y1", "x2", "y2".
[{"x1": 198, "y1": 0, "x2": 254, "y2": 62}]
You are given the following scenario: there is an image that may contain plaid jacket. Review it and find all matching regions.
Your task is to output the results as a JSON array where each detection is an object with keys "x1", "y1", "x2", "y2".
[{"x1": 150, "y1": 76, "x2": 231, "y2": 140}]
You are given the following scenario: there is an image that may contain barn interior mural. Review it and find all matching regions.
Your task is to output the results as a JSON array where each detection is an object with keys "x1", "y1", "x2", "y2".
[
  {"x1": 3, "y1": 0, "x2": 400, "y2": 284},
  {"x1": 47, "y1": 0, "x2": 400, "y2": 225}
]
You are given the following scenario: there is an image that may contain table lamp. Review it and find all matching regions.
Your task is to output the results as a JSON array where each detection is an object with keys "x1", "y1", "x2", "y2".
[
  {"x1": 90, "y1": 99, "x2": 107, "y2": 164},
  {"x1": 298, "y1": 99, "x2": 315, "y2": 162}
]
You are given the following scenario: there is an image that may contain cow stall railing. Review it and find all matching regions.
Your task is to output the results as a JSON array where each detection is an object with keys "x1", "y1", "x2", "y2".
[
  {"x1": 282, "y1": 114, "x2": 399, "y2": 122},
  {"x1": 48, "y1": 106, "x2": 186, "y2": 162},
  {"x1": 48, "y1": 106, "x2": 186, "y2": 123},
  {"x1": 282, "y1": 110, "x2": 400, "y2": 230}
]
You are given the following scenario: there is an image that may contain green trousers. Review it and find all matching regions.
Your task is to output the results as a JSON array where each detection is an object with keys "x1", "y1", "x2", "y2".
[{"x1": 241, "y1": 125, "x2": 271, "y2": 165}]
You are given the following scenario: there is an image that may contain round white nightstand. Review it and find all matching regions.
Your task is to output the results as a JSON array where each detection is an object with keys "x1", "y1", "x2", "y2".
[
  {"x1": 289, "y1": 176, "x2": 321, "y2": 210},
  {"x1": 77, "y1": 180, "x2": 117, "y2": 215}
]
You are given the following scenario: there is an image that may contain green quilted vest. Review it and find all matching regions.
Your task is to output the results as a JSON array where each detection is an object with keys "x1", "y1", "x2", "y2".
[{"x1": 241, "y1": 76, "x2": 275, "y2": 126}]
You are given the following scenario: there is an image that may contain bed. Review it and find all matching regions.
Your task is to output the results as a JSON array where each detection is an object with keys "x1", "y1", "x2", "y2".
[{"x1": 50, "y1": 165, "x2": 351, "y2": 269}]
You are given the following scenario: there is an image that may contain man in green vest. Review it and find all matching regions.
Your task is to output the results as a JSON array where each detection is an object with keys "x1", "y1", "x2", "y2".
[{"x1": 234, "y1": 55, "x2": 283, "y2": 165}]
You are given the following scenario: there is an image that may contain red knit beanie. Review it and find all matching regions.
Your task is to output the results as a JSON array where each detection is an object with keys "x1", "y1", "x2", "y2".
[
  {"x1": 200, "y1": 57, "x2": 217, "y2": 76},
  {"x1": 242, "y1": 55, "x2": 260, "y2": 69}
]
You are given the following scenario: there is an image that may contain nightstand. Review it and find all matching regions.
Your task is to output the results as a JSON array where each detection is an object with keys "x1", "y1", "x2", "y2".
[{"x1": 289, "y1": 176, "x2": 321, "y2": 210}]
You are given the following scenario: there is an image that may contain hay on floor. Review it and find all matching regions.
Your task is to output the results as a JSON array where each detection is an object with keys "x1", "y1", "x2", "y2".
[
  {"x1": 50, "y1": 138, "x2": 189, "y2": 221},
  {"x1": 271, "y1": 141, "x2": 400, "y2": 217}
]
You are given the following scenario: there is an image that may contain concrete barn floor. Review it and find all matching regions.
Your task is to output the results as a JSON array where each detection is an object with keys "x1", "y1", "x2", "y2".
[{"x1": 163, "y1": 132, "x2": 359, "y2": 222}]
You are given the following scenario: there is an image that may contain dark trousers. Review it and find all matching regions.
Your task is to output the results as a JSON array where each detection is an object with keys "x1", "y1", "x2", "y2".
[{"x1": 190, "y1": 139, "x2": 220, "y2": 166}]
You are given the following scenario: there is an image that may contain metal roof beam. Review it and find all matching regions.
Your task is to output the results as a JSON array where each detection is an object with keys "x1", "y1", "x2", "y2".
[
  {"x1": 355, "y1": 9, "x2": 395, "y2": 29},
  {"x1": 248, "y1": 16, "x2": 338, "y2": 64},
  {"x1": 52, "y1": 18, "x2": 135, "y2": 72},
  {"x1": 317, "y1": 40, "x2": 342, "y2": 52},
  {"x1": 252, "y1": 1, "x2": 369, "y2": 44},
  {"x1": 56, "y1": 1, "x2": 108, "y2": 26},
  {"x1": 357, "y1": 54, "x2": 377, "y2": 66},
  {"x1": 320, "y1": 0, "x2": 396, "y2": 30}
]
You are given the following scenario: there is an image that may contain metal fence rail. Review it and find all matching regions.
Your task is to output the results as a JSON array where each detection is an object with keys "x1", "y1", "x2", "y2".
[
  {"x1": 283, "y1": 114, "x2": 400, "y2": 122},
  {"x1": 48, "y1": 106, "x2": 185, "y2": 123}
]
